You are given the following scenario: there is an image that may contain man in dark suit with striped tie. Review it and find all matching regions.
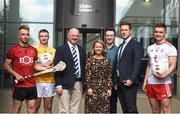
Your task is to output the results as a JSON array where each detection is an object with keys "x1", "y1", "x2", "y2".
[
  {"x1": 54, "y1": 28, "x2": 86, "y2": 113},
  {"x1": 113, "y1": 21, "x2": 143, "y2": 113}
]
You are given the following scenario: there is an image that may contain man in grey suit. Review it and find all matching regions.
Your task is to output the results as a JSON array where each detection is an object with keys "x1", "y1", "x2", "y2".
[
  {"x1": 113, "y1": 21, "x2": 143, "y2": 113},
  {"x1": 54, "y1": 28, "x2": 86, "y2": 113}
]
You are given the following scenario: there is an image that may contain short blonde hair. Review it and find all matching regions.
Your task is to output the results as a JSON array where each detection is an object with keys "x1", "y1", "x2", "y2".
[{"x1": 91, "y1": 39, "x2": 106, "y2": 57}]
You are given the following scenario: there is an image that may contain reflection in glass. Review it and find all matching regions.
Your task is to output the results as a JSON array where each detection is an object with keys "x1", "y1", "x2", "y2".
[
  {"x1": 0, "y1": 0, "x2": 4, "y2": 21},
  {"x1": 20, "y1": 0, "x2": 53, "y2": 22}
]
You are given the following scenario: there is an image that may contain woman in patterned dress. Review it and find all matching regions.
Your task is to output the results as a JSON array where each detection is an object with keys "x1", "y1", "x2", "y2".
[{"x1": 85, "y1": 40, "x2": 112, "y2": 113}]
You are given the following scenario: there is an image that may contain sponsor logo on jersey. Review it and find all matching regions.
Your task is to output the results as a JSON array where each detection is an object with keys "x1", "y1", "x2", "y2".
[{"x1": 19, "y1": 56, "x2": 34, "y2": 64}]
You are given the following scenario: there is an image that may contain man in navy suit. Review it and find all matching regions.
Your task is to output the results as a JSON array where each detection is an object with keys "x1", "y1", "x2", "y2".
[
  {"x1": 113, "y1": 21, "x2": 143, "y2": 113},
  {"x1": 54, "y1": 28, "x2": 86, "y2": 113}
]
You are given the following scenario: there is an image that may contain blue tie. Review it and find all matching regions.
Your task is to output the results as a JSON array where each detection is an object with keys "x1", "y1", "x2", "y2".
[{"x1": 72, "y1": 46, "x2": 80, "y2": 78}]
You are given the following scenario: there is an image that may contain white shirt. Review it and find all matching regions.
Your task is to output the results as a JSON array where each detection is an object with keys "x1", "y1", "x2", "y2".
[
  {"x1": 147, "y1": 42, "x2": 177, "y2": 84},
  {"x1": 121, "y1": 36, "x2": 132, "y2": 54}
]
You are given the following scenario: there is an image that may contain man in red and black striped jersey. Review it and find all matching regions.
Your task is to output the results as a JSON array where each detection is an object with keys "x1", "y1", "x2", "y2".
[{"x1": 4, "y1": 25, "x2": 38, "y2": 113}]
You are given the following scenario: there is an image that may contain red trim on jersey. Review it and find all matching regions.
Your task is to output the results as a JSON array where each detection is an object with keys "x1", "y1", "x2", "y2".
[{"x1": 165, "y1": 41, "x2": 173, "y2": 46}]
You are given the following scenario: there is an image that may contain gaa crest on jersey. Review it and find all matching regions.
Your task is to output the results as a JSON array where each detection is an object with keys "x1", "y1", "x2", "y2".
[{"x1": 160, "y1": 48, "x2": 164, "y2": 53}]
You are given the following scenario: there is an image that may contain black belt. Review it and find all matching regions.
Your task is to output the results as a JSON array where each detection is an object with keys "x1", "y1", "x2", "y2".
[{"x1": 75, "y1": 78, "x2": 81, "y2": 82}]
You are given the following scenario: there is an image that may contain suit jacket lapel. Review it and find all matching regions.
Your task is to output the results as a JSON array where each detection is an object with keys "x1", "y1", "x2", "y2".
[
  {"x1": 77, "y1": 45, "x2": 83, "y2": 61},
  {"x1": 65, "y1": 43, "x2": 74, "y2": 61},
  {"x1": 119, "y1": 39, "x2": 132, "y2": 61}
]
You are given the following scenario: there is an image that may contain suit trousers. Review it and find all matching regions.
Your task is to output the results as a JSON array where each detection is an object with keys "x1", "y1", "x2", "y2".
[
  {"x1": 58, "y1": 81, "x2": 83, "y2": 113},
  {"x1": 110, "y1": 87, "x2": 118, "y2": 113},
  {"x1": 117, "y1": 82, "x2": 138, "y2": 113}
]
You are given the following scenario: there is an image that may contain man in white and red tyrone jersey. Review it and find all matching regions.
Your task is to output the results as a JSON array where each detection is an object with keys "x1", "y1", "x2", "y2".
[{"x1": 142, "y1": 23, "x2": 177, "y2": 113}]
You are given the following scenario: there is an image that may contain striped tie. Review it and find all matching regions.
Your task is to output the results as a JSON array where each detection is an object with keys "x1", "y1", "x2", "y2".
[{"x1": 72, "y1": 46, "x2": 80, "y2": 78}]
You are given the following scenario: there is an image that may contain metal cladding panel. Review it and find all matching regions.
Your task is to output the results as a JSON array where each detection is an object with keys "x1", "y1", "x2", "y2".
[{"x1": 55, "y1": 0, "x2": 115, "y2": 29}]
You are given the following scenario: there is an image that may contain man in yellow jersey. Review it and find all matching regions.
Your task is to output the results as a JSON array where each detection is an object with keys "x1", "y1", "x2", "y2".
[{"x1": 34, "y1": 29, "x2": 56, "y2": 113}]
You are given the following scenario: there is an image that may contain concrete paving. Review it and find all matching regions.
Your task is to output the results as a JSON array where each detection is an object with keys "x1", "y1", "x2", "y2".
[{"x1": 0, "y1": 89, "x2": 180, "y2": 113}]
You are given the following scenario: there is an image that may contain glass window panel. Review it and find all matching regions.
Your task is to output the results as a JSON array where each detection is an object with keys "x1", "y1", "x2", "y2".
[
  {"x1": 6, "y1": 0, "x2": 20, "y2": 22},
  {"x1": 165, "y1": 0, "x2": 179, "y2": 25},
  {"x1": 19, "y1": 0, "x2": 54, "y2": 22},
  {"x1": 0, "y1": 23, "x2": 3, "y2": 43},
  {"x1": 116, "y1": 0, "x2": 134, "y2": 24},
  {"x1": 7, "y1": 0, "x2": 53, "y2": 22},
  {"x1": 0, "y1": 0, "x2": 3, "y2": 21},
  {"x1": 0, "y1": 0, "x2": 4, "y2": 88},
  {"x1": 0, "y1": 23, "x2": 3, "y2": 61}
]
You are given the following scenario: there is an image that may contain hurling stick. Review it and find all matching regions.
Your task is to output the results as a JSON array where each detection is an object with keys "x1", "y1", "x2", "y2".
[{"x1": 15, "y1": 61, "x2": 66, "y2": 84}]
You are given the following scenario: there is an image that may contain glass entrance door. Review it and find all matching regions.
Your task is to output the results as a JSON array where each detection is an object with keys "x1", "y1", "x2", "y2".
[
  {"x1": 79, "y1": 33, "x2": 101, "y2": 57},
  {"x1": 56, "y1": 29, "x2": 103, "y2": 57}
]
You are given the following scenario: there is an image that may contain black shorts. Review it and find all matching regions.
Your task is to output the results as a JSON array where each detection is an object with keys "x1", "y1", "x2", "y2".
[{"x1": 12, "y1": 87, "x2": 37, "y2": 101}]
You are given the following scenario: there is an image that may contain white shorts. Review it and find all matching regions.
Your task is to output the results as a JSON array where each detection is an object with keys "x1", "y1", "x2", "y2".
[{"x1": 36, "y1": 83, "x2": 56, "y2": 97}]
